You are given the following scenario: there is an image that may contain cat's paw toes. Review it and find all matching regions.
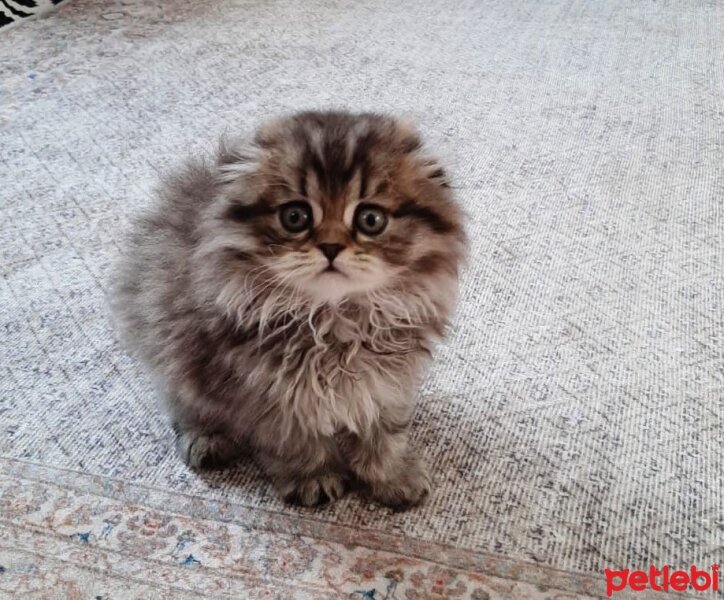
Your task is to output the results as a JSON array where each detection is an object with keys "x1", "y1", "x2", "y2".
[
  {"x1": 176, "y1": 431, "x2": 240, "y2": 470},
  {"x1": 281, "y1": 473, "x2": 348, "y2": 507},
  {"x1": 371, "y1": 455, "x2": 432, "y2": 509}
]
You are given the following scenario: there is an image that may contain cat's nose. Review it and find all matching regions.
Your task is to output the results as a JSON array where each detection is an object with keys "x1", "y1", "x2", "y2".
[{"x1": 318, "y1": 243, "x2": 344, "y2": 262}]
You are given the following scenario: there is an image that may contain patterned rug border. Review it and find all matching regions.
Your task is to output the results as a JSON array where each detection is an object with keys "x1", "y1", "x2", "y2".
[
  {"x1": 0, "y1": 546, "x2": 194, "y2": 600},
  {"x1": 1, "y1": 456, "x2": 696, "y2": 599},
  {"x1": 0, "y1": 520, "x2": 338, "y2": 598}
]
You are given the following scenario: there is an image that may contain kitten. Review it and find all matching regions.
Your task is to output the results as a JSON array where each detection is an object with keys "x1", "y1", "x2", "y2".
[{"x1": 112, "y1": 111, "x2": 465, "y2": 508}]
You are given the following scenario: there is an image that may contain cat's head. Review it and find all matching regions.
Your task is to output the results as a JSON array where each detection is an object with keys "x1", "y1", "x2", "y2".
[{"x1": 208, "y1": 111, "x2": 465, "y2": 310}]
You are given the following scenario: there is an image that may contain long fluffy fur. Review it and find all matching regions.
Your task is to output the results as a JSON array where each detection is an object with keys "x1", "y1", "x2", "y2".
[{"x1": 112, "y1": 111, "x2": 465, "y2": 508}]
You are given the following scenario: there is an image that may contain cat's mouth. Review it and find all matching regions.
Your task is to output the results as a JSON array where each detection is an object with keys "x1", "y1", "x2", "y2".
[{"x1": 320, "y1": 264, "x2": 346, "y2": 277}]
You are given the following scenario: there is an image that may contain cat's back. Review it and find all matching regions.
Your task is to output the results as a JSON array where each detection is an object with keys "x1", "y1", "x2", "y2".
[
  {"x1": 135, "y1": 158, "x2": 216, "y2": 252},
  {"x1": 111, "y1": 159, "x2": 217, "y2": 362}
]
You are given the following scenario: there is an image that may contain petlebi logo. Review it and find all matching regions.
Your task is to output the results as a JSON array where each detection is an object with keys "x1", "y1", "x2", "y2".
[{"x1": 605, "y1": 565, "x2": 719, "y2": 596}]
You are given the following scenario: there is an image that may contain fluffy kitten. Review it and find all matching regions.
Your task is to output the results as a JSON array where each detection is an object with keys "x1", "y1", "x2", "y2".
[{"x1": 112, "y1": 111, "x2": 465, "y2": 508}]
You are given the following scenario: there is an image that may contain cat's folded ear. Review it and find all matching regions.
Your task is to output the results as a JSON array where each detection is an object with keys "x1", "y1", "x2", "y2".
[
  {"x1": 418, "y1": 157, "x2": 451, "y2": 189},
  {"x1": 215, "y1": 134, "x2": 266, "y2": 184},
  {"x1": 391, "y1": 115, "x2": 424, "y2": 154},
  {"x1": 392, "y1": 117, "x2": 450, "y2": 189}
]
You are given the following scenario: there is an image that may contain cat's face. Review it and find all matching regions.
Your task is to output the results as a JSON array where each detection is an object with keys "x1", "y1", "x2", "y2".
[{"x1": 215, "y1": 112, "x2": 465, "y2": 306}]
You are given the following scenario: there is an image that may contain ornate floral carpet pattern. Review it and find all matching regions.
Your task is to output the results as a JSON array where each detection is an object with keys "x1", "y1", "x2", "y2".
[
  {"x1": 1, "y1": 459, "x2": 598, "y2": 599},
  {"x1": 1, "y1": 0, "x2": 722, "y2": 598}
]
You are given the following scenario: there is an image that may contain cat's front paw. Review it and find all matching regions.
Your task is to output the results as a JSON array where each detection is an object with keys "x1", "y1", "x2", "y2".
[
  {"x1": 371, "y1": 455, "x2": 432, "y2": 509},
  {"x1": 176, "y1": 430, "x2": 241, "y2": 469},
  {"x1": 279, "y1": 473, "x2": 348, "y2": 507}
]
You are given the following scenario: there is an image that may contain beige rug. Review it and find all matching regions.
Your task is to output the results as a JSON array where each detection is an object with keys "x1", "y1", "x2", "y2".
[{"x1": 1, "y1": 0, "x2": 722, "y2": 597}]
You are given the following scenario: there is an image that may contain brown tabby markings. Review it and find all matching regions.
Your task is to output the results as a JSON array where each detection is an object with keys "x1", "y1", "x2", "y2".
[{"x1": 112, "y1": 111, "x2": 465, "y2": 508}]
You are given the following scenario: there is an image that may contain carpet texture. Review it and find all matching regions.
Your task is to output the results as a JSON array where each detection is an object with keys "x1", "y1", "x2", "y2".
[{"x1": 1, "y1": 0, "x2": 722, "y2": 597}]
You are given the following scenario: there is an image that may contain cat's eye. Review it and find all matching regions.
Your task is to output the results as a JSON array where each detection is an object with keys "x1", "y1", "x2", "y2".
[
  {"x1": 279, "y1": 201, "x2": 312, "y2": 233},
  {"x1": 355, "y1": 204, "x2": 388, "y2": 236}
]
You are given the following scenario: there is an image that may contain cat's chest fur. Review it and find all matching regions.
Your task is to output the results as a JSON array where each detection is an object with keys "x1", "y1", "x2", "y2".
[{"x1": 248, "y1": 311, "x2": 430, "y2": 439}]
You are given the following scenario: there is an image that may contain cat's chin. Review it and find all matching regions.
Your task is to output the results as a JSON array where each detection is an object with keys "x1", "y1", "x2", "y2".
[
  {"x1": 301, "y1": 270, "x2": 377, "y2": 306},
  {"x1": 305, "y1": 271, "x2": 354, "y2": 305}
]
